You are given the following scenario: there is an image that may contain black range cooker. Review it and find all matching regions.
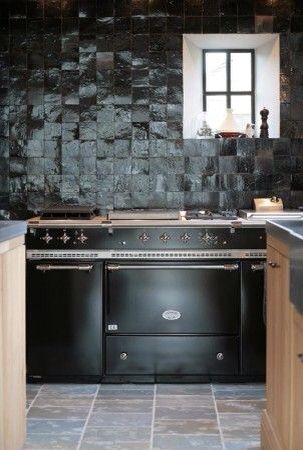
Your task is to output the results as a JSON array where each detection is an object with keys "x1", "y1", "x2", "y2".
[{"x1": 26, "y1": 206, "x2": 266, "y2": 383}]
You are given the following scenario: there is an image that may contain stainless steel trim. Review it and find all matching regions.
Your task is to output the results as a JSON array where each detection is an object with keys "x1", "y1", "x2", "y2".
[
  {"x1": 239, "y1": 209, "x2": 303, "y2": 220},
  {"x1": 107, "y1": 264, "x2": 239, "y2": 271},
  {"x1": 27, "y1": 249, "x2": 267, "y2": 260},
  {"x1": 251, "y1": 263, "x2": 265, "y2": 271},
  {"x1": 36, "y1": 264, "x2": 93, "y2": 272}
]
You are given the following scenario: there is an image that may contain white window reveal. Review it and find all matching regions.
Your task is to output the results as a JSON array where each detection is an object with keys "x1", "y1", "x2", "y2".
[{"x1": 183, "y1": 34, "x2": 280, "y2": 138}]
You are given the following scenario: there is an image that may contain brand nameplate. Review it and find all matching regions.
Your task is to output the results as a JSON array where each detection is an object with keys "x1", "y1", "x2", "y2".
[{"x1": 162, "y1": 310, "x2": 181, "y2": 320}]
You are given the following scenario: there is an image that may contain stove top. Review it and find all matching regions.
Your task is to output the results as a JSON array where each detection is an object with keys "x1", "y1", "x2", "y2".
[
  {"x1": 107, "y1": 209, "x2": 180, "y2": 220},
  {"x1": 107, "y1": 209, "x2": 238, "y2": 221},
  {"x1": 28, "y1": 207, "x2": 266, "y2": 229},
  {"x1": 40, "y1": 205, "x2": 99, "y2": 220},
  {"x1": 185, "y1": 210, "x2": 238, "y2": 221}
]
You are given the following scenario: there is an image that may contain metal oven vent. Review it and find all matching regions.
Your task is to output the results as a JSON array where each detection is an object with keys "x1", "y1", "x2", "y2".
[
  {"x1": 109, "y1": 250, "x2": 267, "y2": 259},
  {"x1": 27, "y1": 251, "x2": 102, "y2": 259},
  {"x1": 27, "y1": 249, "x2": 267, "y2": 260}
]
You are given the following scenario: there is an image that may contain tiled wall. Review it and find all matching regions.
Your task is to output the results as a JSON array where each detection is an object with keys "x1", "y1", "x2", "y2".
[{"x1": 1, "y1": 0, "x2": 303, "y2": 217}]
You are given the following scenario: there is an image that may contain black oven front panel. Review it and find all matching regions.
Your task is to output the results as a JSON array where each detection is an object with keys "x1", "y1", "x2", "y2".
[{"x1": 105, "y1": 261, "x2": 240, "y2": 335}]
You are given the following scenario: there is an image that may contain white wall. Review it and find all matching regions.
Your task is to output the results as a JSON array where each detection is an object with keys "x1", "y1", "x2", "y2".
[
  {"x1": 183, "y1": 34, "x2": 280, "y2": 138},
  {"x1": 255, "y1": 38, "x2": 280, "y2": 138},
  {"x1": 183, "y1": 37, "x2": 202, "y2": 139}
]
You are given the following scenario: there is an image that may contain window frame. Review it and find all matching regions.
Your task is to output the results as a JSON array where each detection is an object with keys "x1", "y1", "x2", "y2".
[{"x1": 202, "y1": 49, "x2": 256, "y2": 125}]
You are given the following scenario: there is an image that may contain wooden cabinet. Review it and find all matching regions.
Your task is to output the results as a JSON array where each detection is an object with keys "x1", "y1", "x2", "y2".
[
  {"x1": 0, "y1": 236, "x2": 26, "y2": 450},
  {"x1": 261, "y1": 235, "x2": 303, "y2": 450},
  {"x1": 291, "y1": 309, "x2": 303, "y2": 450}
]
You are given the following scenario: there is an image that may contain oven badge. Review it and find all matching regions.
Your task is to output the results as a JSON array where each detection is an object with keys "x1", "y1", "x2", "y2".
[{"x1": 162, "y1": 310, "x2": 181, "y2": 320}]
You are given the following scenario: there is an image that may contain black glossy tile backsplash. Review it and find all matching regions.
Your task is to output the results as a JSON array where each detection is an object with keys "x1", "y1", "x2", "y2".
[{"x1": 1, "y1": 0, "x2": 303, "y2": 217}]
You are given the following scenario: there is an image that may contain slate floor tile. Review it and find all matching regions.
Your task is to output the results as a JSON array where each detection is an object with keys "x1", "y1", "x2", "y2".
[
  {"x1": 32, "y1": 395, "x2": 94, "y2": 407},
  {"x1": 156, "y1": 395, "x2": 214, "y2": 408},
  {"x1": 224, "y1": 440, "x2": 261, "y2": 450},
  {"x1": 213, "y1": 389, "x2": 265, "y2": 400},
  {"x1": 88, "y1": 411, "x2": 152, "y2": 427},
  {"x1": 40, "y1": 384, "x2": 98, "y2": 396},
  {"x1": 152, "y1": 434, "x2": 222, "y2": 449},
  {"x1": 219, "y1": 413, "x2": 261, "y2": 440},
  {"x1": 81, "y1": 426, "x2": 151, "y2": 442},
  {"x1": 99, "y1": 383, "x2": 154, "y2": 391},
  {"x1": 27, "y1": 419, "x2": 85, "y2": 435},
  {"x1": 26, "y1": 385, "x2": 42, "y2": 397},
  {"x1": 212, "y1": 384, "x2": 264, "y2": 391},
  {"x1": 156, "y1": 384, "x2": 212, "y2": 395},
  {"x1": 216, "y1": 400, "x2": 266, "y2": 413},
  {"x1": 97, "y1": 388, "x2": 154, "y2": 398},
  {"x1": 93, "y1": 398, "x2": 153, "y2": 413},
  {"x1": 23, "y1": 433, "x2": 80, "y2": 449},
  {"x1": 80, "y1": 442, "x2": 150, "y2": 450},
  {"x1": 154, "y1": 418, "x2": 219, "y2": 435},
  {"x1": 155, "y1": 406, "x2": 217, "y2": 420},
  {"x1": 27, "y1": 406, "x2": 90, "y2": 420}
]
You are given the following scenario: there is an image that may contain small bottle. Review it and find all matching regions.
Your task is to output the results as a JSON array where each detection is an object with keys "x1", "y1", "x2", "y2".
[
  {"x1": 196, "y1": 112, "x2": 213, "y2": 139},
  {"x1": 245, "y1": 123, "x2": 255, "y2": 138}
]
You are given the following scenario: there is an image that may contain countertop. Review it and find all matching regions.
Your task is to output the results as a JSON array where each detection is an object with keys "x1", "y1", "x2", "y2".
[
  {"x1": 0, "y1": 221, "x2": 27, "y2": 244},
  {"x1": 27, "y1": 216, "x2": 267, "y2": 228},
  {"x1": 267, "y1": 219, "x2": 303, "y2": 315},
  {"x1": 266, "y1": 219, "x2": 303, "y2": 243}
]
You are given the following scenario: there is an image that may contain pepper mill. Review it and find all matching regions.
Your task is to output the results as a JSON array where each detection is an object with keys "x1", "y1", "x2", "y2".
[{"x1": 260, "y1": 107, "x2": 269, "y2": 138}]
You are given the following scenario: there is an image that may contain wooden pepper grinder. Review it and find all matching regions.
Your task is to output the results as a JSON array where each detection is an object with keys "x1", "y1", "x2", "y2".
[{"x1": 260, "y1": 107, "x2": 269, "y2": 138}]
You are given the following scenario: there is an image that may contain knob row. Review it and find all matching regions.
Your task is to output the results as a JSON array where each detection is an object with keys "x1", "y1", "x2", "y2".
[
  {"x1": 40, "y1": 230, "x2": 88, "y2": 245},
  {"x1": 139, "y1": 232, "x2": 190, "y2": 242},
  {"x1": 139, "y1": 233, "x2": 218, "y2": 243}
]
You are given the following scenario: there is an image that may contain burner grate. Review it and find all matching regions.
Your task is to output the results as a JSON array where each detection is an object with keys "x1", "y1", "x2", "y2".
[
  {"x1": 186, "y1": 210, "x2": 238, "y2": 221},
  {"x1": 40, "y1": 205, "x2": 98, "y2": 220}
]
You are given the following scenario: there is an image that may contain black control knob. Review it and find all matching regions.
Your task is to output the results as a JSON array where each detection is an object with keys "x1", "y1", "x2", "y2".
[
  {"x1": 139, "y1": 232, "x2": 150, "y2": 242},
  {"x1": 40, "y1": 230, "x2": 53, "y2": 244},
  {"x1": 58, "y1": 231, "x2": 70, "y2": 244},
  {"x1": 160, "y1": 233, "x2": 171, "y2": 242},
  {"x1": 216, "y1": 352, "x2": 224, "y2": 361},
  {"x1": 77, "y1": 231, "x2": 88, "y2": 244},
  {"x1": 180, "y1": 233, "x2": 191, "y2": 242},
  {"x1": 199, "y1": 231, "x2": 218, "y2": 245}
]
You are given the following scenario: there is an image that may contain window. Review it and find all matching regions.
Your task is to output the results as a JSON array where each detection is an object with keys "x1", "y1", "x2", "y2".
[{"x1": 202, "y1": 49, "x2": 255, "y2": 131}]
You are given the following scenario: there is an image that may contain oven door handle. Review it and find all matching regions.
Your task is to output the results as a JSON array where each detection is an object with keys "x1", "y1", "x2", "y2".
[
  {"x1": 107, "y1": 264, "x2": 239, "y2": 271},
  {"x1": 251, "y1": 263, "x2": 265, "y2": 271},
  {"x1": 36, "y1": 264, "x2": 93, "y2": 272}
]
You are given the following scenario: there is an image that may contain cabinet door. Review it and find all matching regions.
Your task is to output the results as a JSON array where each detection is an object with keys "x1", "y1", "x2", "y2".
[
  {"x1": 0, "y1": 244, "x2": 26, "y2": 450},
  {"x1": 266, "y1": 245, "x2": 292, "y2": 450},
  {"x1": 291, "y1": 309, "x2": 303, "y2": 450},
  {"x1": 27, "y1": 261, "x2": 103, "y2": 377}
]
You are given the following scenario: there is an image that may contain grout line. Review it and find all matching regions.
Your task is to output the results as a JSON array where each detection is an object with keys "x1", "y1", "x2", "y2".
[
  {"x1": 27, "y1": 384, "x2": 44, "y2": 411},
  {"x1": 149, "y1": 384, "x2": 157, "y2": 450},
  {"x1": 76, "y1": 385, "x2": 100, "y2": 450},
  {"x1": 211, "y1": 384, "x2": 226, "y2": 450}
]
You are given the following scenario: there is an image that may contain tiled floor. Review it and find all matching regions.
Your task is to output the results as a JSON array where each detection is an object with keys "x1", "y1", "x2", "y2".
[{"x1": 25, "y1": 383, "x2": 265, "y2": 450}]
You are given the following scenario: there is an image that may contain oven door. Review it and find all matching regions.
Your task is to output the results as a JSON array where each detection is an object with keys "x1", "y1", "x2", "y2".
[
  {"x1": 27, "y1": 260, "x2": 103, "y2": 379},
  {"x1": 105, "y1": 261, "x2": 240, "y2": 335}
]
